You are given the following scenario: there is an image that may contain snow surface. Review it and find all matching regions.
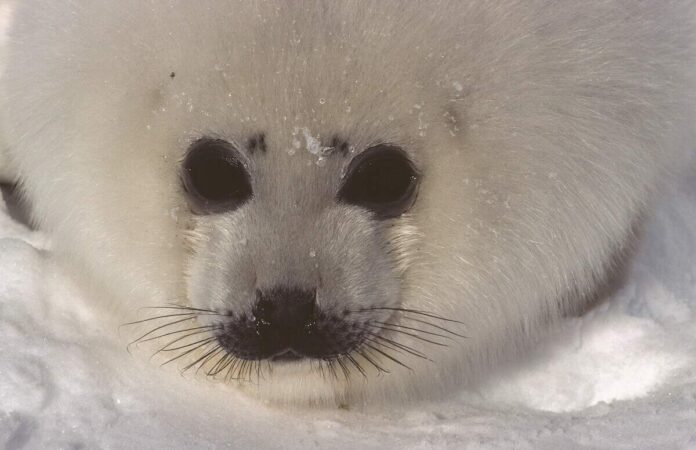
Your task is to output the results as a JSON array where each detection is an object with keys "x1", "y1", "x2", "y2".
[{"x1": 0, "y1": 164, "x2": 695, "y2": 449}]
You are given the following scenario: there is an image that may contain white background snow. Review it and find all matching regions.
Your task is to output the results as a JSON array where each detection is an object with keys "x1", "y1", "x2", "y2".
[{"x1": 1, "y1": 162, "x2": 695, "y2": 449}]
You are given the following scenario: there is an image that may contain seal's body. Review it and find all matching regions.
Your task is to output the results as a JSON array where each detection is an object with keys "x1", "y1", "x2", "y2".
[{"x1": 0, "y1": 1, "x2": 694, "y2": 404}]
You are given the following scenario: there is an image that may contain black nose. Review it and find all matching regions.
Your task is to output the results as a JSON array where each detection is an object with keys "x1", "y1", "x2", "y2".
[
  {"x1": 252, "y1": 287, "x2": 317, "y2": 330},
  {"x1": 217, "y1": 286, "x2": 363, "y2": 361}
]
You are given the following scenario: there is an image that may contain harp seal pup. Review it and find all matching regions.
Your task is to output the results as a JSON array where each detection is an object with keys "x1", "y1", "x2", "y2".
[{"x1": 0, "y1": 1, "x2": 694, "y2": 405}]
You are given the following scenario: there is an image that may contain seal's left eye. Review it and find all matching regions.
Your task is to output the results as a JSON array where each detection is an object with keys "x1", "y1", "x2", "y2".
[
  {"x1": 337, "y1": 144, "x2": 419, "y2": 219},
  {"x1": 182, "y1": 138, "x2": 252, "y2": 214}
]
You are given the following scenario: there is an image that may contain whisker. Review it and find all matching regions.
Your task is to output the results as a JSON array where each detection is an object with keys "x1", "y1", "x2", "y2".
[
  {"x1": 138, "y1": 325, "x2": 217, "y2": 344},
  {"x1": 344, "y1": 354, "x2": 367, "y2": 378},
  {"x1": 160, "y1": 336, "x2": 217, "y2": 352},
  {"x1": 182, "y1": 344, "x2": 221, "y2": 373},
  {"x1": 371, "y1": 324, "x2": 449, "y2": 347},
  {"x1": 363, "y1": 343, "x2": 412, "y2": 371},
  {"x1": 196, "y1": 347, "x2": 226, "y2": 374},
  {"x1": 398, "y1": 316, "x2": 467, "y2": 338},
  {"x1": 336, "y1": 357, "x2": 351, "y2": 381},
  {"x1": 150, "y1": 329, "x2": 217, "y2": 361},
  {"x1": 242, "y1": 360, "x2": 253, "y2": 382},
  {"x1": 161, "y1": 339, "x2": 216, "y2": 367},
  {"x1": 326, "y1": 359, "x2": 338, "y2": 380},
  {"x1": 205, "y1": 353, "x2": 225, "y2": 377},
  {"x1": 123, "y1": 312, "x2": 202, "y2": 327},
  {"x1": 356, "y1": 307, "x2": 464, "y2": 324},
  {"x1": 371, "y1": 334, "x2": 428, "y2": 358},
  {"x1": 373, "y1": 321, "x2": 455, "y2": 340},
  {"x1": 357, "y1": 326, "x2": 432, "y2": 360},
  {"x1": 128, "y1": 316, "x2": 199, "y2": 348},
  {"x1": 225, "y1": 358, "x2": 242, "y2": 382},
  {"x1": 235, "y1": 360, "x2": 247, "y2": 382},
  {"x1": 232, "y1": 359, "x2": 247, "y2": 382},
  {"x1": 363, "y1": 334, "x2": 431, "y2": 362},
  {"x1": 256, "y1": 359, "x2": 263, "y2": 382},
  {"x1": 208, "y1": 354, "x2": 233, "y2": 377},
  {"x1": 129, "y1": 302, "x2": 462, "y2": 385},
  {"x1": 250, "y1": 360, "x2": 259, "y2": 383},
  {"x1": 141, "y1": 305, "x2": 219, "y2": 314},
  {"x1": 358, "y1": 349, "x2": 389, "y2": 374},
  {"x1": 315, "y1": 359, "x2": 326, "y2": 380}
]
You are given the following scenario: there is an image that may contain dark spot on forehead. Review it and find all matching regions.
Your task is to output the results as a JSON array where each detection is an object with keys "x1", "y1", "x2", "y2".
[
  {"x1": 247, "y1": 133, "x2": 267, "y2": 154},
  {"x1": 170, "y1": 72, "x2": 176, "y2": 79},
  {"x1": 330, "y1": 136, "x2": 349, "y2": 156}
]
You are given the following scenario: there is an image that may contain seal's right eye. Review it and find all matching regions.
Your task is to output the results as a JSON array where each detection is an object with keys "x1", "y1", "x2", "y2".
[{"x1": 182, "y1": 138, "x2": 253, "y2": 214}]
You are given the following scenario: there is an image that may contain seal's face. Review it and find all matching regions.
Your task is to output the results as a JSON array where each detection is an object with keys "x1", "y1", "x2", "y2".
[{"x1": 183, "y1": 136, "x2": 419, "y2": 365}]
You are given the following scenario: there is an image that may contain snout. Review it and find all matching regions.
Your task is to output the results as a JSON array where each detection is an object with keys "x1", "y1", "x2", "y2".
[
  {"x1": 253, "y1": 287, "x2": 318, "y2": 360},
  {"x1": 216, "y1": 286, "x2": 365, "y2": 362}
]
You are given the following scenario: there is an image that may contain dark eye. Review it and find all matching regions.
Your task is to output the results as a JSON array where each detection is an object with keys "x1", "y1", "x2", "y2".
[
  {"x1": 181, "y1": 138, "x2": 253, "y2": 213},
  {"x1": 337, "y1": 144, "x2": 419, "y2": 218}
]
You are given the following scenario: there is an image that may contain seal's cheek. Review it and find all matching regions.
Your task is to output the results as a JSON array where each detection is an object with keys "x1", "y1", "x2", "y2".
[{"x1": 181, "y1": 204, "x2": 414, "y2": 368}]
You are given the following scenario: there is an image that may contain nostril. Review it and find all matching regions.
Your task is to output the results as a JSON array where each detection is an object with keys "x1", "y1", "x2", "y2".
[
  {"x1": 253, "y1": 291, "x2": 275, "y2": 325},
  {"x1": 253, "y1": 287, "x2": 317, "y2": 329}
]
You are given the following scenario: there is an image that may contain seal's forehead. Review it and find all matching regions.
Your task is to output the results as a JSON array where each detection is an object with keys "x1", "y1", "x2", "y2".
[{"x1": 101, "y1": 1, "x2": 452, "y2": 147}]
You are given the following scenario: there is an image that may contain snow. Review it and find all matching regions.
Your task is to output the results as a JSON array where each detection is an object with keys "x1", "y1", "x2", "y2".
[
  {"x1": 294, "y1": 126, "x2": 333, "y2": 157},
  {"x1": 1, "y1": 166, "x2": 695, "y2": 448}
]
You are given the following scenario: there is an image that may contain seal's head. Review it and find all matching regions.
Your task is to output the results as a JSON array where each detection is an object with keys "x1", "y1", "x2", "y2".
[
  {"x1": 2, "y1": 1, "x2": 694, "y2": 404},
  {"x1": 181, "y1": 131, "x2": 433, "y2": 399},
  {"x1": 164, "y1": 7, "x2": 464, "y2": 399},
  {"x1": 184, "y1": 136, "x2": 419, "y2": 359}
]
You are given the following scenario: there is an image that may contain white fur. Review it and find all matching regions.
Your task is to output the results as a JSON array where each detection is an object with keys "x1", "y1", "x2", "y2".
[{"x1": 0, "y1": 1, "x2": 694, "y2": 405}]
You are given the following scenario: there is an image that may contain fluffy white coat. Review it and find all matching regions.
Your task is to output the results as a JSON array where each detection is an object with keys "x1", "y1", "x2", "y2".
[{"x1": 0, "y1": 1, "x2": 694, "y2": 404}]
